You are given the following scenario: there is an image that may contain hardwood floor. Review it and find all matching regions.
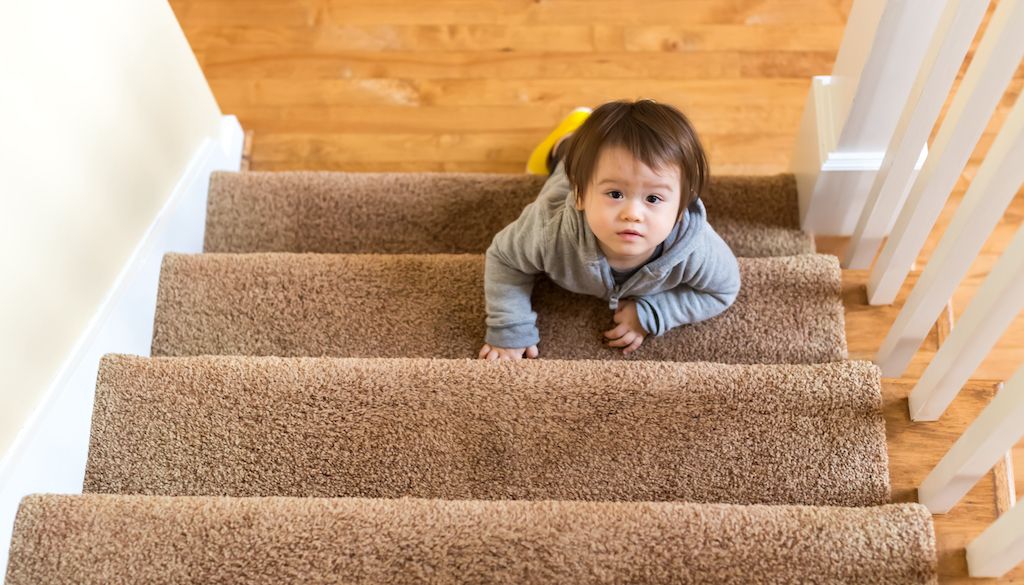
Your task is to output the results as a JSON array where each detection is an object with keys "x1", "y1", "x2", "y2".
[
  {"x1": 886, "y1": 377, "x2": 1006, "y2": 584},
  {"x1": 171, "y1": 0, "x2": 1023, "y2": 580}
]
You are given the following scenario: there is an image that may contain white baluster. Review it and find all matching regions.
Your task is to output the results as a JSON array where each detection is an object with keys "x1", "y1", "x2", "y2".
[
  {"x1": 844, "y1": 0, "x2": 991, "y2": 270},
  {"x1": 908, "y1": 225, "x2": 1024, "y2": 421},
  {"x1": 917, "y1": 365, "x2": 1024, "y2": 512},
  {"x1": 792, "y1": 0, "x2": 944, "y2": 235},
  {"x1": 967, "y1": 500, "x2": 1024, "y2": 577},
  {"x1": 866, "y1": 0, "x2": 1024, "y2": 305},
  {"x1": 875, "y1": 89, "x2": 1024, "y2": 377}
]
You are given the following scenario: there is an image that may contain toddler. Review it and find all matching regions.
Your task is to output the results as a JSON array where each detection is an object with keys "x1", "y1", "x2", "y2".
[{"x1": 479, "y1": 99, "x2": 741, "y2": 360}]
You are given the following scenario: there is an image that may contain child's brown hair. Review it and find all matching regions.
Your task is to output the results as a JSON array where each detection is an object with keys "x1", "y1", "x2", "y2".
[{"x1": 562, "y1": 99, "x2": 708, "y2": 222}]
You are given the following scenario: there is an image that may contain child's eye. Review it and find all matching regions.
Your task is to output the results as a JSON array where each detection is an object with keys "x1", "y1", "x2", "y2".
[
  {"x1": 646, "y1": 195, "x2": 663, "y2": 203},
  {"x1": 607, "y1": 191, "x2": 623, "y2": 199}
]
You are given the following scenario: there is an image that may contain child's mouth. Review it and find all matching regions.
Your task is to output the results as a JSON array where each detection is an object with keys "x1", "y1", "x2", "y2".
[{"x1": 618, "y1": 231, "x2": 643, "y2": 239}]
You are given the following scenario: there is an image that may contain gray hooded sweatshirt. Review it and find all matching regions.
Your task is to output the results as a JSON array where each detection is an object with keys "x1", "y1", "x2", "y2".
[{"x1": 483, "y1": 160, "x2": 742, "y2": 349}]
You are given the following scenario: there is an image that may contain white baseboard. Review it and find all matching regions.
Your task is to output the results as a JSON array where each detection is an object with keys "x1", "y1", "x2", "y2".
[{"x1": 0, "y1": 115, "x2": 244, "y2": 573}]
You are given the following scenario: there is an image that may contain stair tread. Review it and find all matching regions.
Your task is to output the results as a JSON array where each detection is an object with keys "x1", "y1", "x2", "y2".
[
  {"x1": 7, "y1": 494, "x2": 936, "y2": 585},
  {"x1": 86, "y1": 355, "x2": 887, "y2": 506},
  {"x1": 152, "y1": 252, "x2": 847, "y2": 364},
  {"x1": 204, "y1": 171, "x2": 814, "y2": 257}
]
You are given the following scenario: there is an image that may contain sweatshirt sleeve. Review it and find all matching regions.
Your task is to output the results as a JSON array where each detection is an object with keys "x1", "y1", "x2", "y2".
[
  {"x1": 634, "y1": 228, "x2": 742, "y2": 337},
  {"x1": 483, "y1": 208, "x2": 549, "y2": 349}
]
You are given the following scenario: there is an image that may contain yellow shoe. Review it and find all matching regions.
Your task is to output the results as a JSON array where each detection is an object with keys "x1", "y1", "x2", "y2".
[{"x1": 526, "y1": 107, "x2": 592, "y2": 175}]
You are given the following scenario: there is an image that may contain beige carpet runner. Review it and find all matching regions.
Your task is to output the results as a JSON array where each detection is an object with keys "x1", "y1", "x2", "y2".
[
  {"x1": 151, "y1": 252, "x2": 847, "y2": 363},
  {"x1": 6, "y1": 495, "x2": 935, "y2": 585},
  {"x1": 85, "y1": 355, "x2": 888, "y2": 506},
  {"x1": 204, "y1": 171, "x2": 814, "y2": 257},
  {"x1": 3, "y1": 170, "x2": 937, "y2": 584}
]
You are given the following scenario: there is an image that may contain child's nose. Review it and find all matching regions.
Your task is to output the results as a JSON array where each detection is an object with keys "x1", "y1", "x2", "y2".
[{"x1": 621, "y1": 199, "x2": 643, "y2": 221}]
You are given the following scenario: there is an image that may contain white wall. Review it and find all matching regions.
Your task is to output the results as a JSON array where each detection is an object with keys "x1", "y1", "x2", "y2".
[{"x1": 0, "y1": 0, "x2": 222, "y2": 458}]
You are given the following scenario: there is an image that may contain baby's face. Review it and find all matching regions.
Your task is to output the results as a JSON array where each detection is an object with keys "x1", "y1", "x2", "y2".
[{"x1": 576, "y1": 145, "x2": 683, "y2": 271}]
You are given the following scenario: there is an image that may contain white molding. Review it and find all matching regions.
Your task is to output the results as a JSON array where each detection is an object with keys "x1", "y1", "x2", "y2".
[
  {"x1": 792, "y1": 0, "x2": 945, "y2": 236},
  {"x1": 822, "y1": 147, "x2": 928, "y2": 172},
  {"x1": 0, "y1": 115, "x2": 243, "y2": 574},
  {"x1": 844, "y1": 0, "x2": 992, "y2": 270},
  {"x1": 792, "y1": 78, "x2": 928, "y2": 236},
  {"x1": 816, "y1": 76, "x2": 840, "y2": 162}
]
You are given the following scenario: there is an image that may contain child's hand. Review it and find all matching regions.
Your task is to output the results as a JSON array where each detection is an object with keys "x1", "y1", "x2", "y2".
[
  {"x1": 604, "y1": 299, "x2": 647, "y2": 355},
  {"x1": 479, "y1": 343, "x2": 539, "y2": 360}
]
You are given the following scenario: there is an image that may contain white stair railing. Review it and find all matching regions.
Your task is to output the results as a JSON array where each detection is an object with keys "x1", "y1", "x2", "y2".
[
  {"x1": 843, "y1": 0, "x2": 990, "y2": 270},
  {"x1": 968, "y1": 493, "x2": 1024, "y2": 577},
  {"x1": 918, "y1": 366, "x2": 1024, "y2": 512},
  {"x1": 791, "y1": 0, "x2": 943, "y2": 236},
  {"x1": 906, "y1": 217, "x2": 1024, "y2": 421},
  {"x1": 919, "y1": 370, "x2": 1024, "y2": 576},
  {"x1": 876, "y1": 86, "x2": 1024, "y2": 379},
  {"x1": 797, "y1": 0, "x2": 1024, "y2": 577},
  {"x1": 865, "y1": 0, "x2": 1024, "y2": 305}
]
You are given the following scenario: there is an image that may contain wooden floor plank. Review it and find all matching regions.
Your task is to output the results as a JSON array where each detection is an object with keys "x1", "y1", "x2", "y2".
[
  {"x1": 180, "y1": 23, "x2": 846, "y2": 53},
  {"x1": 884, "y1": 379, "x2": 1024, "y2": 583},
  {"x1": 197, "y1": 50, "x2": 837, "y2": 81},
  {"x1": 173, "y1": 0, "x2": 853, "y2": 27},
  {"x1": 208, "y1": 78, "x2": 815, "y2": 108},
  {"x1": 248, "y1": 131, "x2": 797, "y2": 170},
  {"x1": 223, "y1": 104, "x2": 806, "y2": 135}
]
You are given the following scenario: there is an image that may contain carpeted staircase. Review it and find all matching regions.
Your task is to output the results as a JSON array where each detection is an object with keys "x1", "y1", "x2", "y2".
[{"x1": 4, "y1": 171, "x2": 938, "y2": 584}]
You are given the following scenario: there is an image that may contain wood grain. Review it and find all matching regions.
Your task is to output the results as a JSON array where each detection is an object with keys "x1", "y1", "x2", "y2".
[
  {"x1": 172, "y1": 1, "x2": 854, "y2": 27},
  {"x1": 936, "y1": 299, "x2": 954, "y2": 347},
  {"x1": 198, "y1": 50, "x2": 842, "y2": 80},
  {"x1": 841, "y1": 269, "x2": 941, "y2": 375},
  {"x1": 884, "y1": 379, "x2": 1015, "y2": 584},
  {"x1": 240, "y1": 130, "x2": 255, "y2": 171},
  {"x1": 990, "y1": 382, "x2": 1018, "y2": 518}
]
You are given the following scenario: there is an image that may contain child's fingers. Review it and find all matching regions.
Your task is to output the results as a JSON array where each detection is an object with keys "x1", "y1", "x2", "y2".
[
  {"x1": 607, "y1": 331, "x2": 637, "y2": 348},
  {"x1": 526, "y1": 345, "x2": 539, "y2": 358},
  {"x1": 604, "y1": 323, "x2": 628, "y2": 339},
  {"x1": 479, "y1": 344, "x2": 492, "y2": 359},
  {"x1": 622, "y1": 335, "x2": 645, "y2": 355}
]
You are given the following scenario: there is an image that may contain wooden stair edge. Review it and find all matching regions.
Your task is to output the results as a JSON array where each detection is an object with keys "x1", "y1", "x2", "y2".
[
  {"x1": 240, "y1": 129, "x2": 254, "y2": 172},
  {"x1": 992, "y1": 381, "x2": 1018, "y2": 517},
  {"x1": 936, "y1": 300, "x2": 1016, "y2": 518},
  {"x1": 895, "y1": 298, "x2": 1017, "y2": 583}
]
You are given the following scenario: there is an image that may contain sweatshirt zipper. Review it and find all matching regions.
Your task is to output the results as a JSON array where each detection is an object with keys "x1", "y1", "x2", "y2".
[
  {"x1": 601, "y1": 262, "x2": 621, "y2": 310},
  {"x1": 608, "y1": 275, "x2": 621, "y2": 311},
  {"x1": 609, "y1": 266, "x2": 655, "y2": 311}
]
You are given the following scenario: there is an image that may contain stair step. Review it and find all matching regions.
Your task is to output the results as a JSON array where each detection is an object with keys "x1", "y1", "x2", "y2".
[
  {"x1": 204, "y1": 171, "x2": 814, "y2": 257},
  {"x1": 152, "y1": 252, "x2": 847, "y2": 363},
  {"x1": 7, "y1": 495, "x2": 936, "y2": 585},
  {"x1": 86, "y1": 355, "x2": 887, "y2": 505}
]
